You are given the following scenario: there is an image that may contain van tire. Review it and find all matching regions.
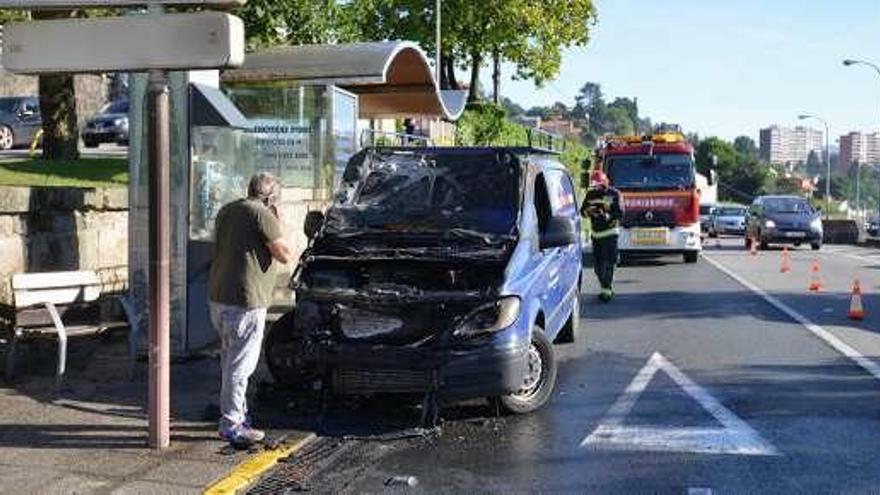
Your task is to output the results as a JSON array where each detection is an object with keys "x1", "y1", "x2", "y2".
[
  {"x1": 264, "y1": 311, "x2": 313, "y2": 389},
  {"x1": 492, "y1": 326, "x2": 557, "y2": 414},
  {"x1": 683, "y1": 251, "x2": 699, "y2": 263}
]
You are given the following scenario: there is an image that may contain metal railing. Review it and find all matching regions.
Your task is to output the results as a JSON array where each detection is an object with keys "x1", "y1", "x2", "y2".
[{"x1": 360, "y1": 129, "x2": 435, "y2": 148}]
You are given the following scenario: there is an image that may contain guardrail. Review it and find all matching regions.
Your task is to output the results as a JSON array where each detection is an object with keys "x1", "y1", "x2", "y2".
[{"x1": 360, "y1": 129, "x2": 434, "y2": 148}]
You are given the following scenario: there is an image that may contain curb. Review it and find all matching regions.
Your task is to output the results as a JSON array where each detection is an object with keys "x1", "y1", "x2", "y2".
[{"x1": 203, "y1": 433, "x2": 317, "y2": 495}]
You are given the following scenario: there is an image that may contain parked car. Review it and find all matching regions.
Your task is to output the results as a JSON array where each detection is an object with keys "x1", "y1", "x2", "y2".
[
  {"x1": 709, "y1": 205, "x2": 747, "y2": 237},
  {"x1": 81, "y1": 100, "x2": 129, "y2": 148},
  {"x1": 745, "y1": 195, "x2": 822, "y2": 250},
  {"x1": 866, "y1": 216, "x2": 879, "y2": 237},
  {"x1": 265, "y1": 147, "x2": 583, "y2": 415},
  {"x1": 0, "y1": 96, "x2": 42, "y2": 151},
  {"x1": 699, "y1": 203, "x2": 716, "y2": 233}
]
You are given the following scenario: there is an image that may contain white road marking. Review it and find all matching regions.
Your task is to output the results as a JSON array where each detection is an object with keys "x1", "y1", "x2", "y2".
[
  {"x1": 687, "y1": 488, "x2": 713, "y2": 495},
  {"x1": 820, "y1": 246, "x2": 880, "y2": 264},
  {"x1": 704, "y1": 254, "x2": 880, "y2": 382},
  {"x1": 581, "y1": 352, "x2": 779, "y2": 456}
]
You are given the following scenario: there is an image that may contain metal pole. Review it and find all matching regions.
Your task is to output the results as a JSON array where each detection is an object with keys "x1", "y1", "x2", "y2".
[
  {"x1": 147, "y1": 69, "x2": 171, "y2": 450},
  {"x1": 825, "y1": 121, "x2": 831, "y2": 219},
  {"x1": 856, "y1": 161, "x2": 861, "y2": 218},
  {"x1": 435, "y1": 0, "x2": 441, "y2": 86}
]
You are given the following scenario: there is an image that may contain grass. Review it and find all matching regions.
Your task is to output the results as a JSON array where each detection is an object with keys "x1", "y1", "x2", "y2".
[{"x1": 0, "y1": 158, "x2": 128, "y2": 188}]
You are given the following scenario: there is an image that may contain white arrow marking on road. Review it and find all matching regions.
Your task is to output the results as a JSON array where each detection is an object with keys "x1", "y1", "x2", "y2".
[{"x1": 581, "y1": 352, "x2": 779, "y2": 456}]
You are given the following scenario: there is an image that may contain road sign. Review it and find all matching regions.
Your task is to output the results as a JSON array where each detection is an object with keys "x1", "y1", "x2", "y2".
[
  {"x1": 581, "y1": 352, "x2": 779, "y2": 456},
  {"x1": 0, "y1": 0, "x2": 244, "y2": 8},
  {"x1": 2, "y1": 11, "x2": 244, "y2": 73}
]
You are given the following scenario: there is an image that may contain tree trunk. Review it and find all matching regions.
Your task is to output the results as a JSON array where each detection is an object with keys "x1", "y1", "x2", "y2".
[
  {"x1": 32, "y1": 10, "x2": 80, "y2": 161},
  {"x1": 492, "y1": 49, "x2": 500, "y2": 104},
  {"x1": 442, "y1": 55, "x2": 459, "y2": 90},
  {"x1": 467, "y1": 51, "x2": 482, "y2": 103}
]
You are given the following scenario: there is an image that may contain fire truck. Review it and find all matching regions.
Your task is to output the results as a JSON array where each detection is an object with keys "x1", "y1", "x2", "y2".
[{"x1": 593, "y1": 132, "x2": 714, "y2": 264}]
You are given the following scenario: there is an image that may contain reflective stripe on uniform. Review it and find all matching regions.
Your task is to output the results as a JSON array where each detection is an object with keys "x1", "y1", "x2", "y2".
[{"x1": 592, "y1": 227, "x2": 620, "y2": 239}]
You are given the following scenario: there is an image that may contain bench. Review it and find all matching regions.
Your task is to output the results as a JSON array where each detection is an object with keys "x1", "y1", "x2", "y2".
[{"x1": 3, "y1": 270, "x2": 140, "y2": 384}]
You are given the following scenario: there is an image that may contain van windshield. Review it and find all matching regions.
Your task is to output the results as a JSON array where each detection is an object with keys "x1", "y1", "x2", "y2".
[{"x1": 327, "y1": 150, "x2": 521, "y2": 237}]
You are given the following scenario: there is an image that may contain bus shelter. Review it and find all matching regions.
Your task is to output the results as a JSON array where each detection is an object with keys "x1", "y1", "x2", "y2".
[{"x1": 128, "y1": 42, "x2": 466, "y2": 354}]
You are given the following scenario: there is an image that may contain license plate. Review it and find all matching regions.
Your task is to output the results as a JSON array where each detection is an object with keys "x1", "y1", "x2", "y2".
[
  {"x1": 784, "y1": 231, "x2": 806, "y2": 238},
  {"x1": 632, "y1": 228, "x2": 669, "y2": 245}
]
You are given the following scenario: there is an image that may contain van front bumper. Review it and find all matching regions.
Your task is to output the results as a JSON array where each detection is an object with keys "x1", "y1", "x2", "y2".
[{"x1": 323, "y1": 339, "x2": 529, "y2": 399}]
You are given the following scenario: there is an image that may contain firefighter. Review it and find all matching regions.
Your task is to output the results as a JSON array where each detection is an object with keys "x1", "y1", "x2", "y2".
[{"x1": 581, "y1": 170, "x2": 624, "y2": 302}]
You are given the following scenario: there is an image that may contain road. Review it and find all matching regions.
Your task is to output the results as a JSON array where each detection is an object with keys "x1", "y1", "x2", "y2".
[{"x1": 250, "y1": 238, "x2": 880, "y2": 494}]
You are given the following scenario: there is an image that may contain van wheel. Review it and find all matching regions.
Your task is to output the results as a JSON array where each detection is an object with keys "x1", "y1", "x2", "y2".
[
  {"x1": 683, "y1": 251, "x2": 698, "y2": 263},
  {"x1": 555, "y1": 292, "x2": 579, "y2": 344},
  {"x1": 811, "y1": 242, "x2": 821, "y2": 251},
  {"x1": 492, "y1": 326, "x2": 557, "y2": 414}
]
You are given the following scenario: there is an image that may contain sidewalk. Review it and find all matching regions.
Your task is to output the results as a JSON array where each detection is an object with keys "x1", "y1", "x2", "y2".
[{"x1": 0, "y1": 331, "x2": 311, "y2": 494}]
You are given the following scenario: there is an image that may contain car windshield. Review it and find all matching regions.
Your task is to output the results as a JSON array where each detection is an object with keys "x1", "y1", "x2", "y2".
[
  {"x1": 607, "y1": 153, "x2": 695, "y2": 191},
  {"x1": 0, "y1": 98, "x2": 20, "y2": 113},
  {"x1": 764, "y1": 198, "x2": 812, "y2": 214},
  {"x1": 717, "y1": 207, "x2": 746, "y2": 216},
  {"x1": 102, "y1": 101, "x2": 128, "y2": 114},
  {"x1": 326, "y1": 150, "x2": 521, "y2": 236}
]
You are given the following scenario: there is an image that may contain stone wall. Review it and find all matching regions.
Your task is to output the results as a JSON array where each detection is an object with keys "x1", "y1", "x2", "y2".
[
  {"x1": 0, "y1": 71, "x2": 111, "y2": 124},
  {"x1": 0, "y1": 186, "x2": 128, "y2": 306}
]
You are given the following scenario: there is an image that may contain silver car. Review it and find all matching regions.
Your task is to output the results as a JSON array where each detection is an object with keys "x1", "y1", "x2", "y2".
[{"x1": 709, "y1": 205, "x2": 747, "y2": 237}]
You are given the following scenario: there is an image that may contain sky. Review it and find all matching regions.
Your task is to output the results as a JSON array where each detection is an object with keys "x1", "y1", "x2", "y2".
[{"x1": 482, "y1": 0, "x2": 880, "y2": 143}]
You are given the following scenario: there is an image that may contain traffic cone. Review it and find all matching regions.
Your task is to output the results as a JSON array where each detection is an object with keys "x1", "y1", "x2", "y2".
[
  {"x1": 848, "y1": 279, "x2": 866, "y2": 320},
  {"x1": 780, "y1": 246, "x2": 791, "y2": 273},
  {"x1": 808, "y1": 257, "x2": 823, "y2": 292}
]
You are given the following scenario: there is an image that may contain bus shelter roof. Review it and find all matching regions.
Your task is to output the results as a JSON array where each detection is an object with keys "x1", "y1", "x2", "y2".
[{"x1": 221, "y1": 41, "x2": 467, "y2": 120}]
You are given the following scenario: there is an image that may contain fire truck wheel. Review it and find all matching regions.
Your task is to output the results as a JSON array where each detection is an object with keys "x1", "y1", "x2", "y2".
[{"x1": 683, "y1": 251, "x2": 699, "y2": 263}]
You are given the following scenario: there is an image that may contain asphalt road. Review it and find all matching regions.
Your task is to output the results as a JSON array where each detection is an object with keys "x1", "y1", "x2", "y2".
[{"x1": 254, "y1": 237, "x2": 880, "y2": 494}]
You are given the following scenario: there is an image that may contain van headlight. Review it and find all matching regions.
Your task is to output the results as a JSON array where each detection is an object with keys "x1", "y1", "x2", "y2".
[
  {"x1": 811, "y1": 218, "x2": 823, "y2": 231},
  {"x1": 454, "y1": 296, "x2": 521, "y2": 337},
  {"x1": 764, "y1": 219, "x2": 776, "y2": 228}
]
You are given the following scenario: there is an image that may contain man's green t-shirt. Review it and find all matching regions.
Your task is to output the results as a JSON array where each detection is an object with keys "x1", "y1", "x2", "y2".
[{"x1": 208, "y1": 198, "x2": 283, "y2": 309}]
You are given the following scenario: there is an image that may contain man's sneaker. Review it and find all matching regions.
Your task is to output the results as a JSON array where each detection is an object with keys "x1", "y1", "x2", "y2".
[{"x1": 219, "y1": 423, "x2": 265, "y2": 447}]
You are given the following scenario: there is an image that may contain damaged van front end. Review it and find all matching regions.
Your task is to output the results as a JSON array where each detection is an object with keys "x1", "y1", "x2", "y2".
[{"x1": 266, "y1": 148, "x2": 534, "y2": 402}]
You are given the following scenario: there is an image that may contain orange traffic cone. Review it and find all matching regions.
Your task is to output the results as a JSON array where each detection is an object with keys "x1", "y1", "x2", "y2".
[
  {"x1": 849, "y1": 279, "x2": 866, "y2": 320},
  {"x1": 808, "y1": 257, "x2": 823, "y2": 292},
  {"x1": 780, "y1": 246, "x2": 791, "y2": 273}
]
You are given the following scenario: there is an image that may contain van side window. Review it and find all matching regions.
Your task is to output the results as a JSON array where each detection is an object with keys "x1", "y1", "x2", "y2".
[
  {"x1": 545, "y1": 169, "x2": 577, "y2": 217},
  {"x1": 534, "y1": 173, "x2": 552, "y2": 233}
]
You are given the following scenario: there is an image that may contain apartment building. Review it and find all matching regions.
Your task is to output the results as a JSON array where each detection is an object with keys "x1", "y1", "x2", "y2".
[
  {"x1": 839, "y1": 131, "x2": 880, "y2": 171},
  {"x1": 759, "y1": 125, "x2": 824, "y2": 165}
]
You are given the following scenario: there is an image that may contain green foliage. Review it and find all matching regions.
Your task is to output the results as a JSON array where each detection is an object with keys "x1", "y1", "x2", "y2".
[
  {"x1": 0, "y1": 158, "x2": 127, "y2": 187},
  {"x1": 454, "y1": 103, "x2": 589, "y2": 185},
  {"x1": 237, "y1": 0, "x2": 353, "y2": 49},
  {"x1": 733, "y1": 135, "x2": 759, "y2": 162},
  {"x1": 571, "y1": 82, "x2": 648, "y2": 145},
  {"x1": 696, "y1": 136, "x2": 771, "y2": 203}
]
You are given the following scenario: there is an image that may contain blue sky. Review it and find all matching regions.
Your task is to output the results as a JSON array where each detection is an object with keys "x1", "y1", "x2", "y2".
[{"x1": 482, "y1": 0, "x2": 880, "y2": 142}]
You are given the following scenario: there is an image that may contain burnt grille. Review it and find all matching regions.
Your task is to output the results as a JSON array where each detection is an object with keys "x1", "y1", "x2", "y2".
[
  {"x1": 622, "y1": 210, "x2": 676, "y2": 228},
  {"x1": 333, "y1": 367, "x2": 435, "y2": 394}
]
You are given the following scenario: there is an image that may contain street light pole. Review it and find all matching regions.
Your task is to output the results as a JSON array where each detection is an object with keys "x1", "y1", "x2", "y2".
[
  {"x1": 798, "y1": 114, "x2": 831, "y2": 219},
  {"x1": 843, "y1": 58, "x2": 880, "y2": 220}
]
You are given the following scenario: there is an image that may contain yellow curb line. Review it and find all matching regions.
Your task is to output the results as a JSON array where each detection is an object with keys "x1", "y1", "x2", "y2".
[{"x1": 203, "y1": 433, "x2": 316, "y2": 495}]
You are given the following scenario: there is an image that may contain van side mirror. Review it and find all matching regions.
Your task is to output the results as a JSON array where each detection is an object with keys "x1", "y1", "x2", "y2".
[
  {"x1": 541, "y1": 215, "x2": 577, "y2": 249},
  {"x1": 304, "y1": 210, "x2": 324, "y2": 239}
]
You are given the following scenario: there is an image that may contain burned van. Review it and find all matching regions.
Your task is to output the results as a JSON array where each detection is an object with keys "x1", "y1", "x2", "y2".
[{"x1": 265, "y1": 147, "x2": 583, "y2": 414}]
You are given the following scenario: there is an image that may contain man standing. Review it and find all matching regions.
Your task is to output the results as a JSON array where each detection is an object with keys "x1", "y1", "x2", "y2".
[
  {"x1": 581, "y1": 170, "x2": 624, "y2": 302},
  {"x1": 208, "y1": 172, "x2": 293, "y2": 447}
]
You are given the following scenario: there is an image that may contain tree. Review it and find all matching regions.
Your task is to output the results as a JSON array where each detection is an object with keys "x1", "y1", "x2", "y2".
[
  {"x1": 345, "y1": 0, "x2": 597, "y2": 102},
  {"x1": 697, "y1": 136, "x2": 771, "y2": 202},
  {"x1": 238, "y1": 0, "x2": 352, "y2": 49},
  {"x1": 33, "y1": 10, "x2": 80, "y2": 160},
  {"x1": 805, "y1": 150, "x2": 823, "y2": 176},
  {"x1": 733, "y1": 135, "x2": 759, "y2": 162}
]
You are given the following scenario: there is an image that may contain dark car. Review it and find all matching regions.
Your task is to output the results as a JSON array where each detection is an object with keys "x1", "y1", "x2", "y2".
[
  {"x1": 81, "y1": 100, "x2": 129, "y2": 148},
  {"x1": 0, "y1": 96, "x2": 42, "y2": 151},
  {"x1": 866, "y1": 216, "x2": 879, "y2": 237},
  {"x1": 265, "y1": 147, "x2": 583, "y2": 416},
  {"x1": 745, "y1": 195, "x2": 822, "y2": 250}
]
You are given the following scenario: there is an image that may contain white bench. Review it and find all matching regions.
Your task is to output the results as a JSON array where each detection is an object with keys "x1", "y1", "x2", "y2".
[{"x1": 4, "y1": 270, "x2": 139, "y2": 384}]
